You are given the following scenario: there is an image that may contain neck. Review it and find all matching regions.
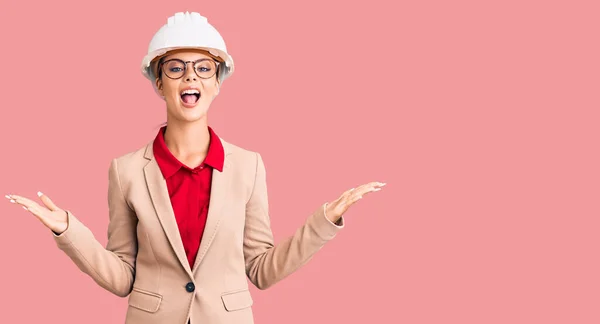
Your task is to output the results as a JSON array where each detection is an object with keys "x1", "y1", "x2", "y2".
[{"x1": 163, "y1": 116, "x2": 210, "y2": 163}]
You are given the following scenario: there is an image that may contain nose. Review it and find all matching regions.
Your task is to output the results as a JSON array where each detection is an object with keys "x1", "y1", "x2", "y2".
[{"x1": 184, "y1": 64, "x2": 197, "y2": 82}]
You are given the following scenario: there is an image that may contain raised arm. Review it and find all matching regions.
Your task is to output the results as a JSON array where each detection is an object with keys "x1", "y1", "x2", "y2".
[
  {"x1": 7, "y1": 158, "x2": 139, "y2": 297},
  {"x1": 243, "y1": 152, "x2": 384, "y2": 290}
]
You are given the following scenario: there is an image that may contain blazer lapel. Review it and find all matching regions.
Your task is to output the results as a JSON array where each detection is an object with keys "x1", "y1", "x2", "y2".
[
  {"x1": 143, "y1": 143, "x2": 194, "y2": 278},
  {"x1": 192, "y1": 140, "x2": 233, "y2": 274}
]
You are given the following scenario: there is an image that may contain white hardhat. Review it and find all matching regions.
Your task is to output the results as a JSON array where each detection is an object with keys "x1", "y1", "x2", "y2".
[{"x1": 141, "y1": 12, "x2": 234, "y2": 92}]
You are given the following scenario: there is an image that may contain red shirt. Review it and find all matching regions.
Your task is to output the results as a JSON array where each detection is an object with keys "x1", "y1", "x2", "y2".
[{"x1": 152, "y1": 126, "x2": 225, "y2": 268}]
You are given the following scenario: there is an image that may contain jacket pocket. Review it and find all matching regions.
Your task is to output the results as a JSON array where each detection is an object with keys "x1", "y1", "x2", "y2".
[
  {"x1": 128, "y1": 288, "x2": 163, "y2": 313},
  {"x1": 221, "y1": 289, "x2": 254, "y2": 311}
]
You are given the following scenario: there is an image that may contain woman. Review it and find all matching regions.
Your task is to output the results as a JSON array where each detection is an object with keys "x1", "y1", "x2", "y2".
[{"x1": 6, "y1": 11, "x2": 385, "y2": 324}]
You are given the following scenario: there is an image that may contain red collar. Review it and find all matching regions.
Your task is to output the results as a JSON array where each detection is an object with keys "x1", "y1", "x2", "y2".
[{"x1": 152, "y1": 125, "x2": 225, "y2": 179}]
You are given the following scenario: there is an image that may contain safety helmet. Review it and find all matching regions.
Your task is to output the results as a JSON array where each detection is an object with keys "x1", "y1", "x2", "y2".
[{"x1": 140, "y1": 12, "x2": 234, "y2": 94}]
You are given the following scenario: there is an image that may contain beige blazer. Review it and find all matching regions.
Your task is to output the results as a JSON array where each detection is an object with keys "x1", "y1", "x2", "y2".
[{"x1": 52, "y1": 137, "x2": 344, "y2": 324}]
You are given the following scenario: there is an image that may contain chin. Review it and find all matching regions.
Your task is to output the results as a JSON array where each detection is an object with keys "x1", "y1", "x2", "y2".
[{"x1": 177, "y1": 104, "x2": 210, "y2": 122}]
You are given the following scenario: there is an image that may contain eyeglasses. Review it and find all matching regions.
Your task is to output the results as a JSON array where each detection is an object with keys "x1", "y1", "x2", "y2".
[{"x1": 159, "y1": 58, "x2": 220, "y2": 80}]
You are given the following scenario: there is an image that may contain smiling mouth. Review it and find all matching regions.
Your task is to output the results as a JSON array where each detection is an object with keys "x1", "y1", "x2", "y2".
[{"x1": 181, "y1": 89, "x2": 201, "y2": 105}]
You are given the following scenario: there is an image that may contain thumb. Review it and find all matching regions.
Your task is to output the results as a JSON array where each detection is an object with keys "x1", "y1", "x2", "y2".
[{"x1": 37, "y1": 191, "x2": 60, "y2": 211}]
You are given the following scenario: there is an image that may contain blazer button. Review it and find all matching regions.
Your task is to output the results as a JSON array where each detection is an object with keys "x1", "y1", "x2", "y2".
[{"x1": 185, "y1": 282, "x2": 195, "y2": 292}]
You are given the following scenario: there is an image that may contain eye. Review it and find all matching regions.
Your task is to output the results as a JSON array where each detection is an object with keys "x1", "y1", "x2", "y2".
[
  {"x1": 195, "y1": 60, "x2": 216, "y2": 73},
  {"x1": 170, "y1": 67, "x2": 183, "y2": 72}
]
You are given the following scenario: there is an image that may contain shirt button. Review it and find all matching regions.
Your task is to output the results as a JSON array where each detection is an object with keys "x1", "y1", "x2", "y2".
[{"x1": 185, "y1": 282, "x2": 195, "y2": 292}]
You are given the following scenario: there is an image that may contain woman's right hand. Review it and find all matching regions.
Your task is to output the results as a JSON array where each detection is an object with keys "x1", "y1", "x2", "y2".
[{"x1": 6, "y1": 192, "x2": 69, "y2": 235}]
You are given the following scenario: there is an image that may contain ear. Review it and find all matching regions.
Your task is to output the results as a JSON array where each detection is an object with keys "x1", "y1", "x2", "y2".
[{"x1": 155, "y1": 78, "x2": 164, "y2": 97}]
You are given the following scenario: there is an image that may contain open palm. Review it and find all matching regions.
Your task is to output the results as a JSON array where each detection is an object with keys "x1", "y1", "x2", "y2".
[
  {"x1": 325, "y1": 181, "x2": 386, "y2": 223},
  {"x1": 6, "y1": 192, "x2": 68, "y2": 234}
]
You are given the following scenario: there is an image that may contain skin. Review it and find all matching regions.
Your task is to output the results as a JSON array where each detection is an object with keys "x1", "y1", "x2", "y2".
[
  {"x1": 6, "y1": 49, "x2": 386, "y2": 234},
  {"x1": 155, "y1": 49, "x2": 222, "y2": 168}
]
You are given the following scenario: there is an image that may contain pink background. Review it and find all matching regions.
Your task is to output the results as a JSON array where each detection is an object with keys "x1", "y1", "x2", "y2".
[{"x1": 1, "y1": 0, "x2": 599, "y2": 323}]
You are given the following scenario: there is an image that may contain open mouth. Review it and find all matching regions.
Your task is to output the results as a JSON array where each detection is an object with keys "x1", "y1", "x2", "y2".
[{"x1": 180, "y1": 89, "x2": 201, "y2": 106}]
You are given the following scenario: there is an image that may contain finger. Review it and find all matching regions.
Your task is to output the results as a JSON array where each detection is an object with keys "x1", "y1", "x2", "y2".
[
  {"x1": 369, "y1": 181, "x2": 386, "y2": 189},
  {"x1": 8, "y1": 194, "x2": 47, "y2": 212},
  {"x1": 351, "y1": 185, "x2": 376, "y2": 198},
  {"x1": 37, "y1": 191, "x2": 60, "y2": 211},
  {"x1": 347, "y1": 185, "x2": 381, "y2": 202},
  {"x1": 338, "y1": 194, "x2": 362, "y2": 211},
  {"x1": 10, "y1": 196, "x2": 46, "y2": 218},
  {"x1": 341, "y1": 187, "x2": 355, "y2": 197},
  {"x1": 351, "y1": 193, "x2": 363, "y2": 203},
  {"x1": 24, "y1": 204, "x2": 46, "y2": 219},
  {"x1": 342, "y1": 190, "x2": 364, "y2": 204},
  {"x1": 359, "y1": 181, "x2": 386, "y2": 195},
  {"x1": 337, "y1": 181, "x2": 385, "y2": 206},
  {"x1": 5, "y1": 194, "x2": 17, "y2": 204}
]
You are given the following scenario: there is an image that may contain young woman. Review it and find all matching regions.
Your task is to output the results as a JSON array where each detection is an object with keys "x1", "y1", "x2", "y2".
[{"x1": 6, "y1": 11, "x2": 385, "y2": 324}]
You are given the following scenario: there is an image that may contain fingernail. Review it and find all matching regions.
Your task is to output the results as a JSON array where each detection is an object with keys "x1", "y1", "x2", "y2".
[
  {"x1": 37, "y1": 191, "x2": 43, "y2": 197},
  {"x1": 10, "y1": 199, "x2": 15, "y2": 203},
  {"x1": 5, "y1": 195, "x2": 11, "y2": 199},
  {"x1": 373, "y1": 188, "x2": 382, "y2": 191},
  {"x1": 22, "y1": 206, "x2": 27, "y2": 210}
]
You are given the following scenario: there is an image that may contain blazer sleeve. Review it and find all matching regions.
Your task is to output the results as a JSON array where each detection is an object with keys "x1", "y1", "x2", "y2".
[
  {"x1": 52, "y1": 158, "x2": 138, "y2": 297},
  {"x1": 243, "y1": 152, "x2": 344, "y2": 290}
]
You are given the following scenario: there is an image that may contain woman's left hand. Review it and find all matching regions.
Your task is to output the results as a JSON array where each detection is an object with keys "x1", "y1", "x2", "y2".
[{"x1": 325, "y1": 181, "x2": 386, "y2": 223}]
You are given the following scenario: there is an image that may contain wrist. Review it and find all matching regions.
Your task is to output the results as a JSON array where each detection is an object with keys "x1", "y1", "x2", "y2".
[
  {"x1": 52, "y1": 211, "x2": 69, "y2": 235},
  {"x1": 324, "y1": 203, "x2": 340, "y2": 223}
]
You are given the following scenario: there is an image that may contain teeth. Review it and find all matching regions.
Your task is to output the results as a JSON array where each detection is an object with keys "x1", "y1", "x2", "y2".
[{"x1": 181, "y1": 89, "x2": 200, "y2": 95}]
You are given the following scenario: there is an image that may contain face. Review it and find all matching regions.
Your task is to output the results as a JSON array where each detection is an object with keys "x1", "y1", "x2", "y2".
[{"x1": 154, "y1": 50, "x2": 221, "y2": 123}]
